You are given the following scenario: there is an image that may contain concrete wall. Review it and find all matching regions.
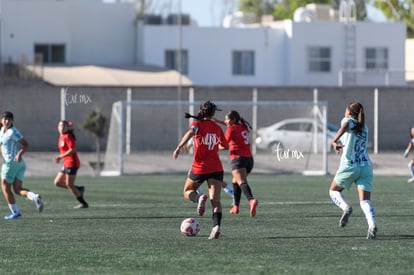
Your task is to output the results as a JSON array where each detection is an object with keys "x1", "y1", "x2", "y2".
[{"x1": 0, "y1": 80, "x2": 413, "y2": 152}]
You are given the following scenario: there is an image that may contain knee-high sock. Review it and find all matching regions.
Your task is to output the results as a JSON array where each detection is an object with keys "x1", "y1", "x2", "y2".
[
  {"x1": 240, "y1": 182, "x2": 254, "y2": 201},
  {"x1": 409, "y1": 162, "x2": 414, "y2": 178},
  {"x1": 360, "y1": 200, "x2": 376, "y2": 228},
  {"x1": 329, "y1": 190, "x2": 349, "y2": 211},
  {"x1": 232, "y1": 183, "x2": 242, "y2": 206}
]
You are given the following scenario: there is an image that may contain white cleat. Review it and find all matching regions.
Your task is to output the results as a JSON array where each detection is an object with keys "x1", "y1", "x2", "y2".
[{"x1": 208, "y1": 225, "x2": 220, "y2": 240}]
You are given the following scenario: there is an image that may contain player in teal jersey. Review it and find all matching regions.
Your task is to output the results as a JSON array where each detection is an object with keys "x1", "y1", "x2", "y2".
[
  {"x1": 0, "y1": 111, "x2": 43, "y2": 219},
  {"x1": 328, "y1": 102, "x2": 377, "y2": 239}
]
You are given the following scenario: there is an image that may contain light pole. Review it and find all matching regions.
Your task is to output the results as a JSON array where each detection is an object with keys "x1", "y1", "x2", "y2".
[{"x1": 177, "y1": 0, "x2": 183, "y2": 140}]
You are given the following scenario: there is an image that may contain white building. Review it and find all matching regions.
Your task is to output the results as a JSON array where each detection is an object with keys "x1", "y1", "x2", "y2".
[
  {"x1": 0, "y1": 0, "x2": 407, "y2": 87},
  {"x1": 0, "y1": 0, "x2": 137, "y2": 66}
]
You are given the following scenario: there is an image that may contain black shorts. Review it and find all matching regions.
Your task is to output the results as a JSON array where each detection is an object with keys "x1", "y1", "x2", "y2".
[
  {"x1": 231, "y1": 157, "x2": 254, "y2": 174},
  {"x1": 60, "y1": 167, "x2": 78, "y2": 176},
  {"x1": 188, "y1": 171, "x2": 224, "y2": 183}
]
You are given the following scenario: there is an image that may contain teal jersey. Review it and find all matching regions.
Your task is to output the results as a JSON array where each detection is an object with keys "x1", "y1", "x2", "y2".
[
  {"x1": 339, "y1": 117, "x2": 371, "y2": 168},
  {"x1": 0, "y1": 127, "x2": 24, "y2": 162}
]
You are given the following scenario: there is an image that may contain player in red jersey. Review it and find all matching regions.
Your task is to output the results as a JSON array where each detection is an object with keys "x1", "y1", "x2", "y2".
[
  {"x1": 216, "y1": 110, "x2": 258, "y2": 217},
  {"x1": 173, "y1": 100, "x2": 227, "y2": 239},
  {"x1": 54, "y1": 120, "x2": 89, "y2": 209}
]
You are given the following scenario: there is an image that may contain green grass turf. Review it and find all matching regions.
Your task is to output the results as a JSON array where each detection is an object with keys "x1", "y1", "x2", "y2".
[{"x1": 0, "y1": 174, "x2": 413, "y2": 274}]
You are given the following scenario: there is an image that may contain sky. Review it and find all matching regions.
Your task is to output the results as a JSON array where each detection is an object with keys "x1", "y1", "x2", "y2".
[
  {"x1": 177, "y1": 0, "x2": 239, "y2": 26},
  {"x1": 103, "y1": 0, "x2": 239, "y2": 27},
  {"x1": 103, "y1": 0, "x2": 386, "y2": 26}
]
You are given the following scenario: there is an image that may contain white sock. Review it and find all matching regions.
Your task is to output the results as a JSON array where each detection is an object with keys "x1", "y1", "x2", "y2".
[
  {"x1": 360, "y1": 200, "x2": 376, "y2": 228},
  {"x1": 224, "y1": 185, "x2": 234, "y2": 197},
  {"x1": 196, "y1": 188, "x2": 203, "y2": 195},
  {"x1": 329, "y1": 190, "x2": 349, "y2": 211},
  {"x1": 26, "y1": 191, "x2": 37, "y2": 201},
  {"x1": 410, "y1": 163, "x2": 414, "y2": 178},
  {"x1": 8, "y1": 204, "x2": 19, "y2": 214}
]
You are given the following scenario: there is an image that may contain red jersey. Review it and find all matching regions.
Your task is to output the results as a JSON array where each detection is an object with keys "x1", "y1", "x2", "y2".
[
  {"x1": 58, "y1": 134, "x2": 80, "y2": 168},
  {"x1": 225, "y1": 123, "x2": 252, "y2": 160},
  {"x1": 190, "y1": 120, "x2": 227, "y2": 174}
]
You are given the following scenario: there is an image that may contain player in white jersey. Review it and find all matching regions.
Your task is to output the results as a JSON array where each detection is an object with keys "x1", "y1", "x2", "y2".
[
  {"x1": 328, "y1": 102, "x2": 377, "y2": 239},
  {"x1": 403, "y1": 125, "x2": 414, "y2": 182},
  {"x1": 0, "y1": 111, "x2": 43, "y2": 219}
]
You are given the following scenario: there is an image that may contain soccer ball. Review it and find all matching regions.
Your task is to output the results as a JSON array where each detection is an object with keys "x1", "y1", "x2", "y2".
[{"x1": 180, "y1": 218, "x2": 200, "y2": 237}]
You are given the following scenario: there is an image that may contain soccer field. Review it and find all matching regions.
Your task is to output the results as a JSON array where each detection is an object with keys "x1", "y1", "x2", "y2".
[{"x1": 1, "y1": 174, "x2": 413, "y2": 274}]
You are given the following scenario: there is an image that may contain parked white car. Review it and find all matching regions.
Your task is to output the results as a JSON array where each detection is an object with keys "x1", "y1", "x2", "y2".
[{"x1": 255, "y1": 118, "x2": 338, "y2": 152}]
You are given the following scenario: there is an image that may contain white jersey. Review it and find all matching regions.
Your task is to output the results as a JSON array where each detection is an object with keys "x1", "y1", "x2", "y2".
[
  {"x1": 0, "y1": 127, "x2": 24, "y2": 162},
  {"x1": 339, "y1": 117, "x2": 371, "y2": 168}
]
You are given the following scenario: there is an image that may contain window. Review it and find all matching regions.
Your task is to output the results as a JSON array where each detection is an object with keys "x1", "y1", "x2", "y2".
[
  {"x1": 365, "y1": 48, "x2": 388, "y2": 70},
  {"x1": 308, "y1": 47, "x2": 331, "y2": 72},
  {"x1": 34, "y1": 44, "x2": 65, "y2": 63},
  {"x1": 280, "y1": 122, "x2": 312, "y2": 132},
  {"x1": 165, "y1": 50, "x2": 188, "y2": 75},
  {"x1": 232, "y1": 50, "x2": 255, "y2": 75}
]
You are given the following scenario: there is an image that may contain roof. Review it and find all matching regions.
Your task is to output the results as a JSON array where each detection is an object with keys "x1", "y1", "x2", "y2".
[{"x1": 25, "y1": 64, "x2": 193, "y2": 87}]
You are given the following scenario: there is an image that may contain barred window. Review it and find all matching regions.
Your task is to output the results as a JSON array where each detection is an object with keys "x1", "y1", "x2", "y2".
[
  {"x1": 232, "y1": 50, "x2": 255, "y2": 75},
  {"x1": 365, "y1": 48, "x2": 388, "y2": 70},
  {"x1": 308, "y1": 47, "x2": 331, "y2": 72},
  {"x1": 165, "y1": 49, "x2": 188, "y2": 75},
  {"x1": 34, "y1": 44, "x2": 65, "y2": 63}
]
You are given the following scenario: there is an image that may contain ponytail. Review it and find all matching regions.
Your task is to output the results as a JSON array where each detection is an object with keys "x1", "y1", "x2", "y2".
[
  {"x1": 227, "y1": 110, "x2": 252, "y2": 132},
  {"x1": 347, "y1": 102, "x2": 364, "y2": 133},
  {"x1": 185, "y1": 100, "x2": 220, "y2": 120}
]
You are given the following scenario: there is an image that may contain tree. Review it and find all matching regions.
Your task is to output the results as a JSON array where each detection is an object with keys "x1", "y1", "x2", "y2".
[
  {"x1": 373, "y1": 0, "x2": 414, "y2": 38},
  {"x1": 238, "y1": 0, "x2": 280, "y2": 22},
  {"x1": 82, "y1": 109, "x2": 107, "y2": 172},
  {"x1": 238, "y1": 0, "x2": 368, "y2": 22},
  {"x1": 332, "y1": 0, "x2": 367, "y2": 21}
]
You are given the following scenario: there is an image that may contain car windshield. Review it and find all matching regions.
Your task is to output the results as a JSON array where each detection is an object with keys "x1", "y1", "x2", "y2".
[
  {"x1": 279, "y1": 122, "x2": 312, "y2": 132},
  {"x1": 281, "y1": 122, "x2": 337, "y2": 133}
]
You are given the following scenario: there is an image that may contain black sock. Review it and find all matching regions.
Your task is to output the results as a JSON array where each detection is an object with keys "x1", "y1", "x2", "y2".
[
  {"x1": 240, "y1": 182, "x2": 254, "y2": 201},
  {"x1": 212, "y1": 212, "x2": 222, "y2": 227},
  {"x1": 189, "y1": 191, "x2": 199, "y2": 203},
  {"x1": 233, "y1": 183, "x2": 242, "y2": 206}
]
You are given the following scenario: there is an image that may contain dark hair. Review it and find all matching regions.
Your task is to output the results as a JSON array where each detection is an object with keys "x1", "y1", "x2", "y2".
[
  {"x1": 347, "y1": 102, "x2": 364, "y2": 133},
  {"x1": 1, "y1": 111, "x2": 14, "y2": 120},
  {"x1": 226, "y1": 110, "x2": 252, "y2": 132},
  {"x1": 61, "y1": 120, "x2": 77, "y2": 141},
  {"x1": 0, "y1": 111, "x2": 14, "y2": 127},
  {"x1": 185, "y1": 100, "x2": 221, "y2": 120}
]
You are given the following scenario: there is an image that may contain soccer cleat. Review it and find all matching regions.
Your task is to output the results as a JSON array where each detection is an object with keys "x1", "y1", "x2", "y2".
[
  {"x1": 4, "y1": 212, "x2": 21, "y2": 220},
  {"x1": 367, "y1": 226, "x2": 378, "y2": 240},
  {"x1": 408, "y1": 178, "x2": 414, "y2": 183},
  {"x1": 35, "y1": 194, "x2": 44, "y2": 213},
  {"x1": 249, "y1": 199, "x2": 259, "y2": 217},
  {"x1": 208, "y1": 225, "x2": 220, "y2": 240},
  {"x1": 197, "y1": 194, "x2": 207, "y2": 216},
  {"x1": 339, "y1": 206, "x2": 353, "y2": 227},
  {"x1": 229, "y1": 205, "x2": 239, "y2": 214},
  {"x1": 74, "y1": 203, "x2": 89, "y2": 209}
]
